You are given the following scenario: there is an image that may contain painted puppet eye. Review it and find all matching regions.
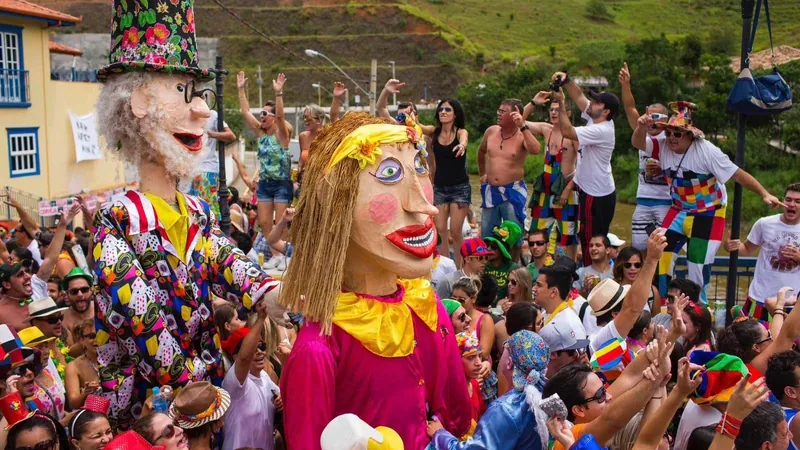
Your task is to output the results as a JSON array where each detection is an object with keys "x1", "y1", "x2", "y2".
[
  {"x1": 371, "y1": 158, "x2": 404, "y2": 184},
  {"x1": 414, "y1": 152, "x2": 428, "y2": 175}
]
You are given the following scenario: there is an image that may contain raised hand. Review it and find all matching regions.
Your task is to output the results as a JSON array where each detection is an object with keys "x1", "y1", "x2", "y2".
[
  {"x1": 670, "y1": 294, "x2": 689, "y2": 338},
  {"x1": 452, "y1": 144, "x2": 466, "y2": 158},
  {"x1": 533, "y1": 90, "x2": 552, "y2": 106},
  {"x1": 675, "y1": 357, "x2": 703, "y2": 396},
  {"x1": 547, "y1": 418, "x2": 576, "y2": 449},
  {"x1": 511, "y1": 105, "x2": 525, "y2": 128},
  {"x1": 255, "y1": 298, "x2": 269, "y2": 320},
  {"x1": 273, "y1": 73, "x2": 286, "y2": 93},
  {"x1": 236, "y1": 71, "x2": 247, "y2": 90},
  {"x1": 637, "y1": 114, "x2": 655, "y2": 130},
  {"x1": 281, "y1": 207, "x2": 296, "y2": 223},
  {"x1": 333, "y1": 82, "x2": 347, "y2": 98},
  {"x1": 618, "y1": 62, "x2": 631, "y2": 85},
  {"x1": 427, "y1": 418, "x2": 443, "y2": 437},
  {"x1": 62, "y1": 202, "x2": 81, "y2": 225},
  {"x1": 646, "y1": 229, "x2": 668, "y2": 261},
  {"x1": 726, "y1": 374, "x2": 769, "y2": 420},
  {"x1": 552, "y1": 88, "x2": 565, "y2": 103},
  {"x1": 384, "y1": 79, "x2": 405, "y2": 94}
]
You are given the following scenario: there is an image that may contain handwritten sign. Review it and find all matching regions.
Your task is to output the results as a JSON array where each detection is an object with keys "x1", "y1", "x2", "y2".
[
  {"x1": 69, "y1": 112, "x2": 102, "y2": 162},
  {"x1": 37, "y1": 187, "x2": 126, "y2": 217}
]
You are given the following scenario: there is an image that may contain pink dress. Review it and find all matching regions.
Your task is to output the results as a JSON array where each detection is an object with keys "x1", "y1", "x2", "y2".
[{"x1": 281, "y1": 286, "x2": 472, "y2": 449}]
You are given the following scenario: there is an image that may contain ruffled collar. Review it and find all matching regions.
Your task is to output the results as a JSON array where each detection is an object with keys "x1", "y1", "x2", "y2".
[{"x1": 332, "y1": 278, "x2": 438, "y2": 357}]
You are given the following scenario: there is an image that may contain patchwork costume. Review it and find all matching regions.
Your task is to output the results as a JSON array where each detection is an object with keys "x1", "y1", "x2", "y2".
[
  {"x1": 643, "y1": 103, "x2": 738, "y2": 300},
  {"x1": 529, "y1": 133, "x2": 579, "y2": 247}
]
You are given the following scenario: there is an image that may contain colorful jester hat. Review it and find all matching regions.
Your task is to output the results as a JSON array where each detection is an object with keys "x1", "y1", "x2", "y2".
[
  {"x1": 688, "y1": 351, "x2": 749, "y2": 405},
  {"x1": 98, "y1": 0, "x2": 214, "y2": 81},
  {"x1": 655, "y1": 101, "x2": 704, "y2": 139},
  {"x1": 485, "y1": 220, "x2": 522, "y2": 261}
]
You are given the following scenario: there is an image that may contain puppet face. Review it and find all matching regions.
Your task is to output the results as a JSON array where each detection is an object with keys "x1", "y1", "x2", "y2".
[
  {"x1": 129, "y1": 74, "x2": 210, "y2": 177},
  {"x1": 349, "y1": 141, "x2": 438, "y2": 278}
]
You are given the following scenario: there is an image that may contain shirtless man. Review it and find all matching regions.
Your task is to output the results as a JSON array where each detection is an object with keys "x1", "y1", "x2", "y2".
[
  {"x1": 523, "y1": 91, "x2": 580, "y2": 260},
  {"x1": 0, "y1": 261, "x2": 33, "y2": 331},
  {"x1": 478, "y1": 99, "x2": 541, "y2": 262},
  {"x1": 61, "y1": 268, "x2": 94, "y2": 348}
]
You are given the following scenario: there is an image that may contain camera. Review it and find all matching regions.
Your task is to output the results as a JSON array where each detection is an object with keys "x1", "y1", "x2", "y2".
[{"x1": 550, "y1": 74, "x2": 565, "y2": 92}]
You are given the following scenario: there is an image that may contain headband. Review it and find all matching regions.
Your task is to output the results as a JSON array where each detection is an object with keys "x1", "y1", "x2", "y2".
[
  {"x1": 70, "y1": 409, "x2": 87, "y2": 437},
  {"x1": 326, "y1": 122, "x2": 425, "y2": 171},
  {"x1": 686, "y1": 301, "x2": 704, "y2": 317}
]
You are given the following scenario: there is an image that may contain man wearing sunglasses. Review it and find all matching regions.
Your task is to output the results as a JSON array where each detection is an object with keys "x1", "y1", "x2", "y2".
[
  {"x1": 526, "y1": 229, "x2": 552, "y2": 281},
  {"x1": 619, "y1": 63, "x2": 673, "y2": 256},
  {"x1": 61, "y1": 268, "x2": 95, "y2": 348},
  {"x1": 436, "y1": 237, "x2": 492, "y2": 300},
  {"x1": 633, "y1": 103, "x2": 783, "y2": 300},
  {"x1": 28, "y1": 297, "x2": 69, "y2": 369}
]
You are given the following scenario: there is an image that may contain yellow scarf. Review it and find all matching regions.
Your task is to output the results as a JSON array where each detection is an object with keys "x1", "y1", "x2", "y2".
[
  {"x1": 145, "y1": 192, "x2": 190, "y2": 263},
  {"x1": 332, "y1": 278, "x2": 439, "y2": 358},
  {"x1": 543, "y1": 301, "x2": 571, "y2": 326}
]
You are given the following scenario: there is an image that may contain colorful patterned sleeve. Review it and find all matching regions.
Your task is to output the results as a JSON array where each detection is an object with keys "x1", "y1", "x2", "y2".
[
  {"x1": 205, "y1": 214, "x2": 279, "y2": 312},
  {"x1": 92, "y1": 203, "x2": 192, "y2": 420}
]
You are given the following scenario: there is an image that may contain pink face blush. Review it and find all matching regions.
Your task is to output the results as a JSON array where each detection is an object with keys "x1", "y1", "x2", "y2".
[{"x1": 368, "y1": 193, "x2": 399, "y2": 225}]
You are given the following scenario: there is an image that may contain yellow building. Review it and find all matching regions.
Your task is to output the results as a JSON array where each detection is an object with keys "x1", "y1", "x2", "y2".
[{"x1": 0, "y1": 0, "x2": 126, "y2": 224}]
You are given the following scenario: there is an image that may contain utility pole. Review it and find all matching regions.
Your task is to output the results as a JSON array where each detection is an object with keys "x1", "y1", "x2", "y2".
[
  {"x1": 388, "y1": 60, "x2": 396, "y2": 106},
  {"x1": 370, "y1": 59, "x2": 377, "y2": 116},
  {"x1": 214, "y1": 56, "x2": 231, "y2": 236},
  {"x1": 316, "y1": 81, "x2": 321, "y2": 105},
  {"x1": 345, "y1": 88, "x2": 350, "y2": 111},
  {"x1": 256, "y1": 65, "x2": 263, "y2": 107}
]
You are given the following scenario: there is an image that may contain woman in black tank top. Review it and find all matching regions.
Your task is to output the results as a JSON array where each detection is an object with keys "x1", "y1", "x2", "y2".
[{"x1": 429, "y1": 98, "x2": 471, "y2": 268}]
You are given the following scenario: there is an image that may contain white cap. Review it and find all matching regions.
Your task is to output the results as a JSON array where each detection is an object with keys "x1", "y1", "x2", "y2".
[
  {"x1": 607, "y1": 233, "x2": 625, "y2": 247},
  {"x1": 539, "y1": 307, "x2": 589, "y2": 352},
  {"x1": 320, "y1": 414, "x2": 384, "y2": 450}
]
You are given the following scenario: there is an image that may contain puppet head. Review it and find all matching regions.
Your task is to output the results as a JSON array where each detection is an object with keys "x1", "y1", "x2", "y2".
[
  {"x1": 280, "y1": 113, "x2": 438, "y2": 331},
  {"x1": 95, "y1": 0, "x2": 215, "y2": 179}
]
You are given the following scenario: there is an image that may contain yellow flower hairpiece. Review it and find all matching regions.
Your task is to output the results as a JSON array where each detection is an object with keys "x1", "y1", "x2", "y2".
[{"x1": 327, "y1": 123, "x2": 424, "y2": 171}]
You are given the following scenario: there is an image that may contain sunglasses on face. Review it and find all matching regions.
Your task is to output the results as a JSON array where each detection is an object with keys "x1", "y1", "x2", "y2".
[
  {"x1": 469, "y1": 255, "x2": 488, "y2": 262},
  {"x1": 529, "y1": 240, "x2": 546, "y2": 247},
  {"x1": 756, "y1": 330, "x2": 773, "y2": 345},
  {"x1": 17, "y1": 440, "x2": 55, "y2": 450},
  {"x1": 257, "y1": 342, "x2": 267, "y2": 352},
  {"x1": 438, "y1": 107, "x2": 453, "y2": 113},
  {"x1": 260, "y1": 110, "x2": 276, "y2": 118},
  {"x1": 509, "y1": 279, "x2": 518, "y2": 286},
  {"x1": 623, "y1": 262, "x2": 643, "y2": 269},
  {"x1": 665, "y1": 130, "x2": 684, "y2": 139},
  {"x1": 69, "y1": 287, "x2": 91, "y2": 296},
  {"x1": 452, "y1": 296, "x2": 468, "y2": 304},
  {"x1": 457, "y1": 312, "x2": 467, "y2": 322},
  {"x1": 580, "y1": 386, "x2": 607, "y2": 405},
  {"x1": 42, "y1": 315, "x2": 64, "y2": 325},
  {"x1": 157, "y1": 422, "x2": 180, "y2": 441},
  {"x1": 650, "y1": 113, "x2": 668, "y2": 121},
  {"x1": 11, "y1": 362, "x2": 35, "y2": 377}
]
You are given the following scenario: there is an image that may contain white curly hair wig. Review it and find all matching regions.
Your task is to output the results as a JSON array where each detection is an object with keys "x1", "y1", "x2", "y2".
[{"x1": 96, "y1": 72, "x2": 202, "y2": 178}]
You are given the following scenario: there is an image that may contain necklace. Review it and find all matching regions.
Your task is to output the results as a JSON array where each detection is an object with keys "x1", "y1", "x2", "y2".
[
  {"x1": 499, "y1": 128, "x2": 518, "y2": 151},
  {"x1": 4, "y1": 293, "x2": 32, "y2": 307}
]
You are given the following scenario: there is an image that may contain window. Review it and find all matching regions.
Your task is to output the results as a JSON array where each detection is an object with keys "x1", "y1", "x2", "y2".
[
  {"x1": 7, "y1": 128, "x2": 39, "y2": 178},
  {"x1": 0, "y1": 25, "x2": 28, "y2": 106}
]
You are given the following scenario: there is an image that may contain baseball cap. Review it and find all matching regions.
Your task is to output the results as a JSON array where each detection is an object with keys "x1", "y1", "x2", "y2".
[
  {"x1": 538, "y1": 308, "x2": 589, "y2": 352},
  {"x1": 589, "y1": 91, "x2": 621, "y2": 120},
  {"x1": 607, "y1": 233, "x2": 625, "y2": 248},
  {"x1": 460, "y1": 237, "x2": 494, "y2": 259},
  {"x1": 0, "y1": 262, "x2": 23, "y2": 284},
  {"x1": 540, "y1": 256, "x2": 579, "y2": 282}
]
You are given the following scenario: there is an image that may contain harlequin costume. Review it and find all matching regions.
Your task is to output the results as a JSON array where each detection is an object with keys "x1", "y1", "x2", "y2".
[
  {"x1": 93, "y1": 0, "x2": 279, "y2": 428},
  {"x1": 279, "y1": 115, "x2": 471, "y2": 449},
  {"x1": 530, "y1": 132, "x2": 579, "y2": 247}
]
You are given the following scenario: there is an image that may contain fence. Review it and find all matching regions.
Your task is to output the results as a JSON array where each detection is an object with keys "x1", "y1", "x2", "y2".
[
  {"x1": 0, "y1": 186, "x2": 54, "y2": 228},
  {"x1": 0, "y1": 68, "x2": 30, "y2": 104},
  {"x1": 673, "y1": 255, "x2": 757, "y2": 305},
  {"x1": 50, "y1": 68, "x2": 99, "y2": 83}
]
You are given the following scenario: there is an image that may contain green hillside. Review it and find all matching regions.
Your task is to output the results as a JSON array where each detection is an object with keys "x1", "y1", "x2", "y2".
[{"x1": 407, "y1": 0, "x2": 800, "y2": 62}]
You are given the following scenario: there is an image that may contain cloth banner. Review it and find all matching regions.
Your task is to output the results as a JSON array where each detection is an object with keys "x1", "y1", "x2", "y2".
[{"x1": 69, "y1": 112, "x2": 102, "y2": 162}]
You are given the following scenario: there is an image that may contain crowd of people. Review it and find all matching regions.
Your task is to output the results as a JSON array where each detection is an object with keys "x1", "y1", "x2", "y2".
[{"x1": 0, "y1": 3, "x2": 799, "y2": 448}]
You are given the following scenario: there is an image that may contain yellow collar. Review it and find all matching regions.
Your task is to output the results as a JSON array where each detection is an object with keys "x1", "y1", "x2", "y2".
[
  {"x1": 543, "y1": 301, "x2": 571, "y2": 326},
  {"x1": 145, "y1": 192, "x2": 190, "y2": 263},
  {"x1": 332, "y1": 278, "x2": 438, "y2": 358}
]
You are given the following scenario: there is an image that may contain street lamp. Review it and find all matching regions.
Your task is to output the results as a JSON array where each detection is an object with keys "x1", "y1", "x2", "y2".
[
  {"x1": 388, "y1": 60, "x2": 396, "y2": 106},
  {"x1": 311, "y1": 82, "x2": 333, "y2": 105},
  {"x1": 305, "y1": 48, "x2": 371, "y2": 100}
]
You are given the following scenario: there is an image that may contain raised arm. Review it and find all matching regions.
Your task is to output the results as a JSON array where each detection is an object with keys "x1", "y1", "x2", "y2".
[
  {"x1": 632, "y1": 114, "x2": 653, "y2": 151},
  {"x1": 234, "y1": 301, "x2": 267, "y2": 384},
  {"x1": 730, "y1": 169, "x2": 784, "y2": 209},
  {"x1": 554, "y1": 89, "x2": 578, "y2": 141},
  {"x1": 554, "y1": 71, "x2": 589, "y2": 112},
  {"x1": 273, "y1": 73, "x2": 291, "y2": 149},
  {"x1": 512, "y1": 105, "x2": 540, "y2": 155},
  {"x1": 237, "y1": 71, "x2": 262, "y2": 133},
  {"x1": 2, "y1": 193, "x2": 40, "y2": 236},
  {"x1": 330, "y1": 82, "x2": 346, "y2": 123},
  {"x1": 37, "y1": 204, "x2": 80, "y2": 280},
  {"x1": 614, "y1": 232, "x2": 667, "y2": 337},
  {"x1": 266, "y1": 207, "x2": 294, "y2": 255},
  {"x1": 751, "y1": 289, "x2": 800, "y2": 373},
  {"x1": 377, "y1": 79, "x2": 403, "y2": 123},
  {"x1": 619, "y1": 63, "x2": 641, "y2": 131},
  {"x1": 707, "y1": 375, "x2": 769, "y2": 450},
  {"x1": 231, "y1": 152, "x2": 256, "y2": 192}
]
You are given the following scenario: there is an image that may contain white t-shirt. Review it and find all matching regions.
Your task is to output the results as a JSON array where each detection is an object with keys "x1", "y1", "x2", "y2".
[
  {"x1": 636, "y1": 132, "x2": 671, "y2": 200},
  {"x1": 747, "y1": 214, "x2": 800, "y2": 302},
  {"x1": 589, "y1": 319, "x2": 622, "y2": 354},
  {"x1": 222, "y1": 363, "x2": 278, "y2": 450},
  {"x1": 571, "y1": 296, "x2": 600, "y2": 335},
  {"x1": 644, "y1": 136, "x2": 739, "y2": 213},
  {"x1": 674, "y1": 401, "x2": 722, "y2": 450},
  {"x1": 31, "y1": 274, "x2": 48, "y2": 300},
  {"x1": 198, "y1": 110, "x2": 230, "y2": 174},
  {"x1": 431, "y1": 255, "x2": 457, "y2": 289},
  {"x1": 574, "y1": 110, "x2": 616, "y2": 197},
  {"x1": 27, "y1": 240, "x2": 42, "y2": 265}
]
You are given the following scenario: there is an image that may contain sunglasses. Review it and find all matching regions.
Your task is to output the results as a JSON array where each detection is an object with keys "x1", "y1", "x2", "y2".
[
  {"x1": 41, "y1": 314, "x2": 64, "y2": 325},
  {"x1": 469, "y1": 255, "x2": 488, "y2": 262},
  {"x1": 156, "y1": 422, "x2": 180, "y2": 441},
  {"x1": 756, "y1": 330, "x2": 773, "y2": 346},
  {"x1": 437, "y1": 107, "x2": 453, "y2": 113},
  {"x1": 623, "y1": 262, "x2": 643, "y2": 269},
  {"x1": 664, "y1": 130, "x2": 684, "y2": 139},
  {"x1": 650, "y1": 113, "x2": 668, "y2": 121},
  {"x1": 260, "y1": 110, "x2": 276, "y2": 118},
  {"x1": 257, "y1": 342, "x2": 267, "y2": 352},
  {"x1": 69, "y1": 287, "x2": 91, "y2": 296},
  {"x1": 457, "y1": 312, "x2": 467, "y2": 322},
  {"x1": 82, "y1": 333, "x2": 97, "y2": 340},
  {"x1": 452, "y1": 296, "x2": 468, "y2": 304},
  {"x1": 11, "y1": 362, "x2": 35, "y2": 377},
  {"x1": 17, "y1": 440, "x2": 55, "y2": 450},
  {"x1": 580, "y1": 386, "x2": 607, "y2": 405},
  {"x1": 509, "y1": 279, "x2": 518, "y2": 286},
  {"x1": 529, "y1": 240, "x2": 546, "y2": 247}
]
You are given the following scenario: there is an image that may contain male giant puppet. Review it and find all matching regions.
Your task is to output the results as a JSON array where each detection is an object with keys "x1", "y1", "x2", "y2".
[
  {"x1": 93, "y1": 0, "x2": 282, "y2": 427},
  {"x1": 280, "y1": 113, "x2": 472, "y2": 449}
]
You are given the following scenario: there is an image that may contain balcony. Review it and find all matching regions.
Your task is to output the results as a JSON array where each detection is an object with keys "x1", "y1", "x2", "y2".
[{"x1": 0, "y1": 69, "x2": 31, "y2": 107}]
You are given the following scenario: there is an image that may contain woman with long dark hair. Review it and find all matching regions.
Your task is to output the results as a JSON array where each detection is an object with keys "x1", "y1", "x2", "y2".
[{"x1": 613, "y1": 247, "x2": 660, "y2": 312}]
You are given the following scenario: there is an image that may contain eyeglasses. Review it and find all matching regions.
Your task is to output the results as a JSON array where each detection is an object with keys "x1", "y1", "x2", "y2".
[
  {"x1": 497, "y1": 109, "x2": 511, "y2": 115},
  {"x1": 69, "y1": 287, "x2": 91, "y2": 296},
  {"x1": 82, "y1": 333, "x2": 97, "y2": 340},
  {"x1": 650, "y1": 113, "x2": 668, "y2": 121},
  {"x1": 17, "y1": 440, "x2": 55, "y2": 450},
  {"x1": 457, "y1": 312, "x2": 468, "y2": 322},
  {"x1": 666, "y1": 294, "x2": 676, "y2": 304},
  {"x1": 623, "y1": 262, "x2": 643, "y2": 269},
  {"x1": 509, "y1": 279, "x2": 518, "y2": 286},
  {"x1": 260, "y1": 110, "x2": 276, "y2": 118},
  {"x1": 11, "y1": 362, "x2": 35, "y2": 377},
  {"x1": 529, "y1": 240, "x2": 546, "y2": 247},
  {"x1": 452, "y1": 296, "x2": 468, "y2": 304},
  {"x1": 257, "y1": 341, "x2": 267, "y2": 352},
  {"x1": 580, "y1": 386, "x2": 608, "y2": 405},
  {"x1": 665, "y1": 130, "x2": 684, "y2": 139},
  {"x1": 180, "y1": 80, "x2": 217, "y2": 109},
  {"x1": 756, "y1": 330, "x2": 773, "y2": 345},
  {"x1": 469, "y1": 255, "x2": 488, "y2": 262},
  {"x1": 156, "y1": 422, "x2": 180, "y2": 442},
  {"x1": 41, "y1": 314, "x2": 64, "y2": 325},
  {"x1": 438, "y1": 107, "x2": 453, "y2": 113}
]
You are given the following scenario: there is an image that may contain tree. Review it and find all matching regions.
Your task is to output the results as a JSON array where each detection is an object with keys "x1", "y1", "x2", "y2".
[
  {"x1": 586, "y1": 0, "x2": 614, "y2": 21},
  {"x1": 681, "y1": 34, "x2": 704, "y2": 70}
]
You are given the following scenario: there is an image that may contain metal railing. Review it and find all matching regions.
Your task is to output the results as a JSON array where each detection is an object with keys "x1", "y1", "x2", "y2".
[
  {"x1": 0, "y1": 186, "x2": 49, "y2": 228},
  {"x1": 0, "y1": 69, "x2": 30, "y2": 105},
  {"x1": 673, "y1": 256, "x2": 757, "y2": 305},
  {"x1": 50, "y1": 68, "x2": 98, "y2": 83}
]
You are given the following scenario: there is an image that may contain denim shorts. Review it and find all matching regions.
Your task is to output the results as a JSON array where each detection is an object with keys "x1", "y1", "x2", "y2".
[
  {"x1": 433, "y1": 182, "x2": 471, "y2": 206},
  {"x1": 257, "y1": 179, "x2": 293, "y2": 204}
]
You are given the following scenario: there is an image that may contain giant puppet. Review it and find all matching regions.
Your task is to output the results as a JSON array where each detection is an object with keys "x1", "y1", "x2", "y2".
[
  {"x1": 92, "y1": 0, "x2": 283, "y2": 427},
  {"x1": 279, "y1": 113, "x2": 472, "y2": 449}
]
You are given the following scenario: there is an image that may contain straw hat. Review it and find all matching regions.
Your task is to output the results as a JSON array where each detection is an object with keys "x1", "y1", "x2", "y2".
[
  {"x1": 28, "y1": 296, "x2": 68, "y2": 320},
  {"x1": 587, "y1": 279, "x2": 631, "y2": 317},
  {"x1": 168, "y1": 382, "x2": 230, "y2": 429}
]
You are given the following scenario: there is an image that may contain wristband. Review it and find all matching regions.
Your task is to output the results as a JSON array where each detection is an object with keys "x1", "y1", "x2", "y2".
[
  {"x1": 275, "y1": 92, "x2": 284, "y2": 97},
  {"x1": 715, "y1": 412, "x2": 742, "y2": 439},
  {"x1": 520, "y1": 125, "x2": 530, "y2": 132},
  {"x1": 773, "y1": 310, "x2": 785, "y2": 317}
]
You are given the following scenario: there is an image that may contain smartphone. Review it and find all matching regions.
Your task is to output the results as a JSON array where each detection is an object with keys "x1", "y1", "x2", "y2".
[{"x1": 645, "y1": 223, "x2": 658, "y2": 237}]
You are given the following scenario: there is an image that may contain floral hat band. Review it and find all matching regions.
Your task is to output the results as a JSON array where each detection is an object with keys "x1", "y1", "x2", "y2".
[
  {"x1": 456, "y1": 332, "x2": 481, "y2": 357},
  {"x1": 327, "y1": 122, "x2": 426, "y2": 171}
]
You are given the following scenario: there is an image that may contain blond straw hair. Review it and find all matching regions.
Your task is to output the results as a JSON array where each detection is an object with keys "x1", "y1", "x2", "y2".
[{"x1": 279, "y1": 113, "x2": 390, "y2": 333}]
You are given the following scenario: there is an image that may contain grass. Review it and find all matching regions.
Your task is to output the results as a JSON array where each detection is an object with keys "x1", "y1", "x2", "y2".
[{"x1": 406, "y1": 0, "x2": 800, "y2": 61}]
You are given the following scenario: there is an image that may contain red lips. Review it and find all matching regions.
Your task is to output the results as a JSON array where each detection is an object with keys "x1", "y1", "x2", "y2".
[
  {"x1": 173, "y1": 133, "x2": 204, "y2": 152},
  {"x1": 385, "y1": 218, "x2": 437, "y2": 259}
]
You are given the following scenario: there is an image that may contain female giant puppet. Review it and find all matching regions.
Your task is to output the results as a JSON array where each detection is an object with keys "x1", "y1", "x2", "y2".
[
  {"x1": 92, "y1": 0, "x2": 283, "y2": 428},
  {"x1": 280, "y1": 113, "x2": 472, "y2": 449}
]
